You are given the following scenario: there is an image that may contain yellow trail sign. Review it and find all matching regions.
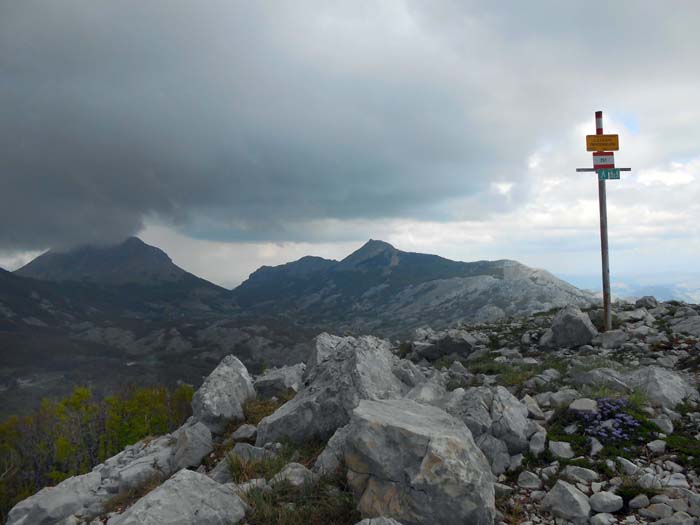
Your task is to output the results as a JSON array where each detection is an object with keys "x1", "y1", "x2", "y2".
[{"x1": 586, "y1": 134, "x2": 619, "y2": 151}]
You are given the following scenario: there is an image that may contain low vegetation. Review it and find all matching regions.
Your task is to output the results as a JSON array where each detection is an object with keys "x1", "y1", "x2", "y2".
[
  {"x1": 227, "y1": 440, "x2": 325, "y2": 484},
  {"x1": 0, "y1": 384, "x2": 193, "y2": 522},
  {"x1": 243, "y1": 470, "x2": 360, "y2": 525},
  {"x1": 546, "y1": 396, "x2": 659, "y2": 461}
]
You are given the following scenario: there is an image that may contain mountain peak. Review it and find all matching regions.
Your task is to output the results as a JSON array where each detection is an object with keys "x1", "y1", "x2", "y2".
[
  {"x1": 14, "y1": 237, "x2": 188, "y2": 285},
  {"x1": 339, "y1": 239, "x2": 398, "y2": 269}
]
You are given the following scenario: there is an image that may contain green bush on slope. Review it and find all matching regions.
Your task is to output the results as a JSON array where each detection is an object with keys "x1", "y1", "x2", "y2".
[{"x1": 0, "y1": 383, "x2": 193, "y2": 522}]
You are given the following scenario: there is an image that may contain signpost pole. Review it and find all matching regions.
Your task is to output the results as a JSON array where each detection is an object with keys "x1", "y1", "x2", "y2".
[{"x1": 595, "y1": 110, "x2": 612, "y2": 331}]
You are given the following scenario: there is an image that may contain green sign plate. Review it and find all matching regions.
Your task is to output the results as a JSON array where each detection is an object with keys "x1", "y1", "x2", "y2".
[{"x1": 597, "y1": 168, "x2": 621, "y2": 180}]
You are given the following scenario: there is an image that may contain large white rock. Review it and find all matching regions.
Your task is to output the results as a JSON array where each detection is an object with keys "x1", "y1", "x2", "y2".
[
  {"x1": 446, "y1": 386, "x2": 530, "y2": 455},
  {"x1": 624, "y1": 366, "x2": 699, "y2": 409},
  {"x1": 6, "y1": 471, "x2": 102, "y2": 525},
  {"x1": 171, "y1": 421, "x2": 212, "y2": 470},
  {"x1": 344, "y1": 399, "x2": 495, "y2": 525},
  {"x1": 8, "y1": 428, "x2": 195, "y2": 525},
  {"x1": 256, "y1": 334, "x2": 407, "y2": 445},
  {"x1": 254, "y1": 363, "x2": 306, "y2": 398},
  {"x1": 540, "y1": 305, "x2": 598, "y2": 349},
  {"x1": 590, "y1": 491, "x2": 623, "y2": 513},
  {"x1": 541, "y1": 480, "x2": 591, "y2": 524},
  {"x1": 192, "y1": 355, "x2": 256, "y2": 433},
  {"x1": 107, "y1": 469, "x2": 247, "y2": 525}
]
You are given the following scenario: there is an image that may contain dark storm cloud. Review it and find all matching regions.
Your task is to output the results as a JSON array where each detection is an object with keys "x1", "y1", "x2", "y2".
[{"x1": 1, "y1": 1, "x2": 699, "y2": 250}]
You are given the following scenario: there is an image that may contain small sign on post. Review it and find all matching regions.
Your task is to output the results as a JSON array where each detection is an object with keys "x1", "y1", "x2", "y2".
[
  {"x1": 576, "y1": 112, "x2": 631, "y2": 332},
  {"x1": 586, "y1": 134, "x2": 619, "y2": 151},
  {"x1": 597, "y1": 168, "x2": 621, "y2": 180}
]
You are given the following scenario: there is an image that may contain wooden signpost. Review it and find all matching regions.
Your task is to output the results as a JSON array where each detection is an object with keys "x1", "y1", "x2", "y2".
[{"x1": 575, "y1": 111, "x2": 631, "y2": 331}]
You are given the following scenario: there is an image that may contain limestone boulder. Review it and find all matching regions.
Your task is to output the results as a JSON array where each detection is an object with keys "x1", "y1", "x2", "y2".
[
  {"x1": 254, "y1": 363, "x2": 306, "y2": 398},
  {"x1": 541, "y1": 480, "x2": 591, "y2": 524},
  {"x1": 192, "y1": 355, "x2": 256, "y2": 433},
  {"x1": 107, "y1": 469, "x2": 246, "y2": 525},
  {"x1": 540, "y1": 306, "x2": 598, "y2": 349},
  {"x1": 446, "y1": 385, "x2": 530, "y2": 455},
  {"x1": 171, "y1": 421, "x2": 212, "y2": 470},
  {"x1": 256, "y1": 334, "x2": 407, "y2": 445},
  {"x1": 343, "y1": 399, "x2": 495, "y2": 525},
  {"x1": 6, "y1": 472, "x2": 102, "y2": 525},
  {"x1": 624, "y1": 366, "x2": 699, "y2": 409}
]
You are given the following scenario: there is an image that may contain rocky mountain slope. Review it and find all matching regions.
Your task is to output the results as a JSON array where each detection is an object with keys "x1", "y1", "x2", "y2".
[
  {"x1": 8, "y1": 296, "x2": 700, "y2": 524},
  {"x1": 232, "y1": 239, "x2": 596, "y2": 334},
  {"x1": 0, "y1": 238, "x2": 596, "y2": 418}
]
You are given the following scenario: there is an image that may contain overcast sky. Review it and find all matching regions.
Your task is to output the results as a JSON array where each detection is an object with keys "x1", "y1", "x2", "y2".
[{"x1": 1, "y1": 1, "x2": 699, "y2": 289}]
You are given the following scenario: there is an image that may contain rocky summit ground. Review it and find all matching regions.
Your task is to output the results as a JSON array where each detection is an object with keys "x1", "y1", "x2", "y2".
[{"x1": 7, "y1": 295, "x2": 700, "y2": 525}]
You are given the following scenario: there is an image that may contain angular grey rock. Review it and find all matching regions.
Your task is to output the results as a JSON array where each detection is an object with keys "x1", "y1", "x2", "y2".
[
  {"x1": 256, "y1": 334, "x2": 407, "y2": 445},
  {"x1": 254, "y1": 363, "x2": 305, "y2": 398},
  {"x1": 640, "y1": 502, "x2": 674, "y2": 519},
  {"x1": 489, "y1": 386, "x2": 530, "y2": 453},
  {"x1": 231, "y1": 442, "x2": 275, "y2": 462},
  {"x1": 673, "y1": 315, "x2": 700, "y2": 337},
  {"x1": 590, "y1": 513, "x2": 617, "y2": 525},
  {"x1": 648, "y1": 439, "x2": 667, "y2": 454},
  {"x1": 392, "y1": 360, "x2": 427, "y2": 388},
  {"x1": 616, "y1": 456, "x2": 638, "y2": 476},
  {"x1": 636, "y1": 296, "x2": 658, "y2": 309},
  {"x1": 540, "y1": 305, "x2": 598, "y2": 349},
  {"x1": 476, "y1": 433, "x2": 511, "y2": 475},
  {"x1": 231, "y1": 423, "x2": 257, "y2": 441},
  {"x1": 649, "y1": 414, "x2": 673, "y2": 434},
  {"x1": 208, "y1": 455, "x2": 233, "y2": 484},
  {"x1": 446, "y1": 386, "x2": 529, "y2": 454},
  {"x1": 522, "y1": 394, "x2": 545, "y2": 419},
  {"x1": 307, "y1": 332, "x2": 347, "y2": 370},
  {"x1": 517, "y1": 470, "x2": 542, "y2": 490},
  {"x1": 171, "y1": 421, "x2": 212, "y2": 470},
  {"x1": 625, "y1": 366, "x2": 699, "y2": 409},
  {"x1": 529, "y1": 429, "x2": 547, "y2": 456},
  {"x1": 314, "y1": 424, "x2": 351, "y2": 475},
  {"x1": 563, "y1": 465, "x2": 599, "y2": 483},
  {"x1": 412, "y1": 328, "x2": 479, "y2": 361},
  {"x1": 541, "y1": 480, "x2": 591, "y2": 524},
  {"x1": 192, "y1": 354, "x2": 256, "y2": 433},
  {"x1": 549, "y1": 440, "x2": 575, "y2": 459},
  {"x1": 445, "y1": 387, "x2": 493, "y2": 437},
  {"x1": 569, "y1": 367, "x2": 631, "y2": 393},
  {"x1": 6, "y1": 471, "x2": 102, "y2": 525},
  {"x1": 405, "y1": 379, "x2": 447, "y2": 408},
  {"x1": 270, "y1": 462, "x2": 315, "y2": 487},
  {"x1": 596, "y1": 329, "x2": 629, "y2": 349},
  {"x1": 590, "y1": 491, "x2": 623, "y2": 513},
  {"x1": 550, "y1": 388, "x2": 579, "y2": 408},
  {"x1": 629, "y1": 493, "x2": 650, "y2": 509},
  {"x1": 655, "y1": 512, "x2": 695, "y2": 525},
  {"x1": 344, "y1": 399, "x2": 495, "y2": 525},
  {"x1": 107, "y1": 469, "x2": 247, "y2": 525},
  {"x1": 569, "y1": 398, "x2": 598, "y2": 413}
]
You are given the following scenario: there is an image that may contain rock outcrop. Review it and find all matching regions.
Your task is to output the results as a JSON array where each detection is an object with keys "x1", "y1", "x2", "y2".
[
  {"x1": 540, "y1": 305, "x2": 598, "y2": 348},
  {"x1": 192, "y1": 354, "x2": 256, "y2": 433},
  {"x1": 254, "y1": 363, "x2": 305, "y2": 398},
  {"x1": 107, "y1": 469, "x2": 247, "y2": 525},
  {"x1": 256, "y1": 334, "x2": 407, "y2": 445},
  {"x1": 344, "y1": 399, "x2": 495, "y2": 525}
]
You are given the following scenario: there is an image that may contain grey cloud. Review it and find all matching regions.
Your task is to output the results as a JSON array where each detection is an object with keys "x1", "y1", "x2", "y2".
[{"x1": 1, "y1": 1, "x2": 699, "y2": 250}]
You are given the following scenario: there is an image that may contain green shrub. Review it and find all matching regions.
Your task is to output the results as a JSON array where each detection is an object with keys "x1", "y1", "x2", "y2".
[{"x1": 0, "y1": 384, "x2": 193, "y2": 522}]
